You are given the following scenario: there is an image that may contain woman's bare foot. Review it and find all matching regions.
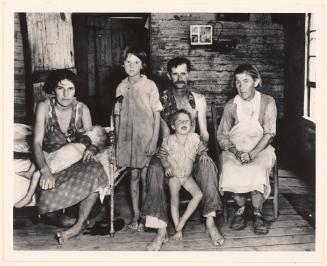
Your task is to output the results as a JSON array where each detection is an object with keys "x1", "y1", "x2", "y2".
[
  {"x1": 55, "y1": 224, "x2": 83, "y2": 245},
  {"x1": 14, "y1": 196, "x2": 33, "y2": 208},
  {"x1": 172, "y1": 230, "x2": 183, "y2": 240},
  {"x1": 146, "y1": 228, "x2": 169, "y2": 251},
  {"x1": 206, "y1": 218, "x2": 224, "y2": 246}
]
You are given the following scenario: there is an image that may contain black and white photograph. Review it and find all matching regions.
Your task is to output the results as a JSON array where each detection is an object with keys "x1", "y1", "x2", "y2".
[
  {"x1": 190, "y1": 25, "x2": 212, "y2": 45},
  {"x1": 2, "y1": 0, "x2": 325, "y2": 263}
]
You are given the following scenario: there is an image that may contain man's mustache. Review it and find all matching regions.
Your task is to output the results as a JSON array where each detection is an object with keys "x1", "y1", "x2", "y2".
[{"x1": 175, "y1": 81, "x2": 186, "y2": 84}]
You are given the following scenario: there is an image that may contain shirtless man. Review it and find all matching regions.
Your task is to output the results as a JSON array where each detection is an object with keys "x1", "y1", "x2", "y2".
[{"x1": 142, "y1": 57, "x2": 224, "y2": 251}]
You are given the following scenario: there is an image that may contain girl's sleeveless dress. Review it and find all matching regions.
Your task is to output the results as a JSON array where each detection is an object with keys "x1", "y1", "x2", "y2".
[{"x1": 37, "y1": 98, "x2": 108, "y2": 214}]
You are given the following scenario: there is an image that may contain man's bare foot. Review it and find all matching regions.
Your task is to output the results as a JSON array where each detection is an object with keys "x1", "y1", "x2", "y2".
[
  {"x1": 55, "y1": 224, "x2": 83, "y2": 245},
  {"x1": 14, "y1": 197, "x2": 32, "y2": 208},
  {"x1": 172, "y1": 231, "x2": 183, "y2": 240},
  {"x1": 146, "y1": 228, "x2": 169, "y2": 251},
  {"x1": 206, "y1": 218, "x2": 224, "y2": 246}
]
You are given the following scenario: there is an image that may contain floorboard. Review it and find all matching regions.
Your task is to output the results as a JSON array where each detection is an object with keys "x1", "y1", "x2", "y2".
[{"x1": 13, "y1": 165, "x2": 315, "y2": 251}]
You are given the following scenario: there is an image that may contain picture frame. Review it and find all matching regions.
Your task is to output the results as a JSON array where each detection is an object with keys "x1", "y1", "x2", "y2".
[{"x1": 190, "y1": 25, "x2": 212, "y2": 45}]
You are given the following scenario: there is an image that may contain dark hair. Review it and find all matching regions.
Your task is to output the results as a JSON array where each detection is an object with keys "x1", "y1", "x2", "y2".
[
  {"x1": 169, "y1": 109, "x2": 192, "y2": 127},
  {"x1": 123, "y1": 46, "x2": 148, "y2": 73},
  {"x1": 167, "y1": 57, "x2": 191, "y2": 74},
  {"x1": 43, "y1": 69, "x2": 81, "y2": 94},
  {"x1": 234, "y1": 64, "x2": 262, "y2": 86}
]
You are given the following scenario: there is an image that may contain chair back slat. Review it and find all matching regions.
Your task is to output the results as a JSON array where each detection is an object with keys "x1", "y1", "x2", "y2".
[{"x1": 211, "y1": 102, "x2": 224, "y2": 167}]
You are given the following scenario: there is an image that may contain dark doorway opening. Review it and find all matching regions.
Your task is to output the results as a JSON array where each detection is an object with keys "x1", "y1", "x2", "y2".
[{"x1": 72, "y1": 13, "x2": 150, "y2": 126}]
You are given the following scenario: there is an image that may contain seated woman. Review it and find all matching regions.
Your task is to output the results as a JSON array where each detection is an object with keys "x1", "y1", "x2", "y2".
[
  {"x1": 14, "y1": 125, "x2": 107, "y2": 209},
  {"x1": 32, "y1": 69, "x2": 108, "y2": 244},
  {"x1": 217, "y1": 64, "x2": 277, "y2": 234}
]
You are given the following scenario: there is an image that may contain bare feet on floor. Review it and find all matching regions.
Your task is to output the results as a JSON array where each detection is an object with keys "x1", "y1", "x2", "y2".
[
  {"x1": 146, "y1": 228, "x2": 169, "y2": 251},
  {"x1": 206, "y1": 218, "x2": 224, "y2": 246},
  {"x1": 124, "y1": 216, "x2": 139, "y2": 231},
  {"x1": 172, "y1": 231, "x2": 183, "y2": 240},
  {"x1": 137, "y1": 217, "x2": 145, "y2": 232},
  {"x1": 55, "y1": 224, "x2": 83, "y2": 245}
]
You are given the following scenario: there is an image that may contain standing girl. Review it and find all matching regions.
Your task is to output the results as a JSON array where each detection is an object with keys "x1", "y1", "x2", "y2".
[{"x1": 115, "y1": 47, "x2": 163, "y2": 231}]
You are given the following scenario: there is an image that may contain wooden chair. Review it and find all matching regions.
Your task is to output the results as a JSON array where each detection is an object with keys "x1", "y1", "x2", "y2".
[{"x1": 210, "y1": 102, "x2": 279, "y2": 223}]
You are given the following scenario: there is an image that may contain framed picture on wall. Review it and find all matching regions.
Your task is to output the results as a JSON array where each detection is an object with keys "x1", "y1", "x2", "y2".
[{"x1": 190, "y1": 25, "x2": 212, "y2": 45}]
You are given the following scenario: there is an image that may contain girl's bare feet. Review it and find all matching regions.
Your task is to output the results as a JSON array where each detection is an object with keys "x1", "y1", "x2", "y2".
[
  {"x1": 125, "y1": 216, "x2": 139, "y2": 231},
  {"x1": 137, "y1": 217, "x2": 145, "y2": 232},
  {"x1": 146, "y1": 228, "x2": 169, "y2": 251},
  {"x1": 172, "y1": 230, "x2": 183, "y2": 240}
]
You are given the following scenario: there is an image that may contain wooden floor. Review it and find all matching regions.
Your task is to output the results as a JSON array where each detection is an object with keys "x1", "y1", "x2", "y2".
[{"x1": 13, "y1": 167, "x2": 315, "y2": 251}]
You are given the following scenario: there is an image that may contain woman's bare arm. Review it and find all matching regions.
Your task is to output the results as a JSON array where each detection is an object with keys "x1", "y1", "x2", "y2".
[
  {"x1": 81, "y1": 104, "x2": 92, "y2": 131},
  {"x1": 33, "y1": 102, "x2": 49, "y2": 170},
  {"x1": 33, "y1": 102, "x2": 56, "y2": 190}
]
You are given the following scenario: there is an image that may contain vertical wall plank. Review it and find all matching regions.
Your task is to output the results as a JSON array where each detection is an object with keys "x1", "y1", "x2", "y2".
[
  {"x1": 14, "y1": 13, "x2": 27, "y2": 121},
  {"x1": 25, "y1": 13, "x2": 75, "y2": 72}
]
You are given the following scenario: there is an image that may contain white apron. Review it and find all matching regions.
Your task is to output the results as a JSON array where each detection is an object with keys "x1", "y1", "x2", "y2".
[{"x1": 219, "y1": 91, "x2": 276, "y2": 199}]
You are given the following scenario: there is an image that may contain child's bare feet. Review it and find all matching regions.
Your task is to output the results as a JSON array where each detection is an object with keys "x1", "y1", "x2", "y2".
[
  {"x1": 14, "y1": 196, "x2": 33, "y2": 208},
  {"x1": 175, "y1": 220, "x2": 185, "y2": 232},
  {"x1": 137, "y1": 217, "x2": 145, "y2": 232},
  {"x1": 17, "y1": 164, "x2": 36, "y2": 179},
  {"x1": 172, "y1": 230, "x2": 183, "y2": 240},
  {"x1": 125, "y1": 216, "x2": 139, "y2": 231}
]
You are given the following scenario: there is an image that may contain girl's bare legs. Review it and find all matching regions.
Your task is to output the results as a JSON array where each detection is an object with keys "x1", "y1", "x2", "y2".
[
  {"x1": 129, "y1": 168, "x2": 141, "y2": 230},
  {"x1": 168, "y1": 177, "x2": 181, "y2": 239},
  {"x1": 56, "y1": 192, "x2": 98, "y2": 244},
  {"x1": 138, "y1": 167, "x2": 148, "y2": 231},
  {"x1": 14, "y1": 169, "x2": 40, "y2": 208},
  {"x1": 175, "y1": 177, "x2": 202, "y2": 240}
]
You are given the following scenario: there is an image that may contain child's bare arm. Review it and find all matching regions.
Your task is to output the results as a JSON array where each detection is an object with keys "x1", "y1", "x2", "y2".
[
  {"x1": 160, "y1": 157, "x2": 174, "y2": 177},
  {"x1": 146, "y1": 111, "x2": 161, "y2": 156},
  {"x1": 114, "y1": 98, "x2": 122, "y2": 138}
]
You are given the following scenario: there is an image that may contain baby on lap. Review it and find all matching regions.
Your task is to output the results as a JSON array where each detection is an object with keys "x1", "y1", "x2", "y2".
[
  {"x1": 14, "y1": 126, "x2": 107, "y2": 208},
  {"x1": 158, "y1": 109, "x2": 210, "y2": 240}
]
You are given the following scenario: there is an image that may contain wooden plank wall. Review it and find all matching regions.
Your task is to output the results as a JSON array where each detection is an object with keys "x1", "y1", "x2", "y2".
[
  {"x1": 25, "y1": 13, "x2": 75, "y2": 73},
  {"x1": 14, "y1": 13, "x2": 27, "y2": 121},
  {"x1": 150, "y1": 13, "x2": 285, "y2": 118}
]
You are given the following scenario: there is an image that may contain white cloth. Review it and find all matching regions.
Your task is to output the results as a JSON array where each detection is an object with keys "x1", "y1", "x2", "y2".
[
  {"x1": 145, "y1": 215, "x2": 167, "y2": 229},
  {"x1": 219, "y1": 91, "x2": 276, "y2": 199},
  {"x1": 14, "y1": 159, "x2": 36, "y2": 206}
]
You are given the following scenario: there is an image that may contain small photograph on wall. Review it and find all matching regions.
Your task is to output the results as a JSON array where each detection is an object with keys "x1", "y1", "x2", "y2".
[{"x1": 190, "y1": 25, "x2": 212, "y2": 45}]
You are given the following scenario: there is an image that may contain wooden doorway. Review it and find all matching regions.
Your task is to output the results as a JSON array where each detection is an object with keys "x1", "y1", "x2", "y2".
[{"x1": 72, "y1": 13, "x2": 150, "y2": 126}]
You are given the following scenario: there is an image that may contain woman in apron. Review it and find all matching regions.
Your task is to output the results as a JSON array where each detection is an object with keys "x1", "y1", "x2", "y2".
[{"x1": 217, "y1": 64, "x2": 277, "y2": 234}]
